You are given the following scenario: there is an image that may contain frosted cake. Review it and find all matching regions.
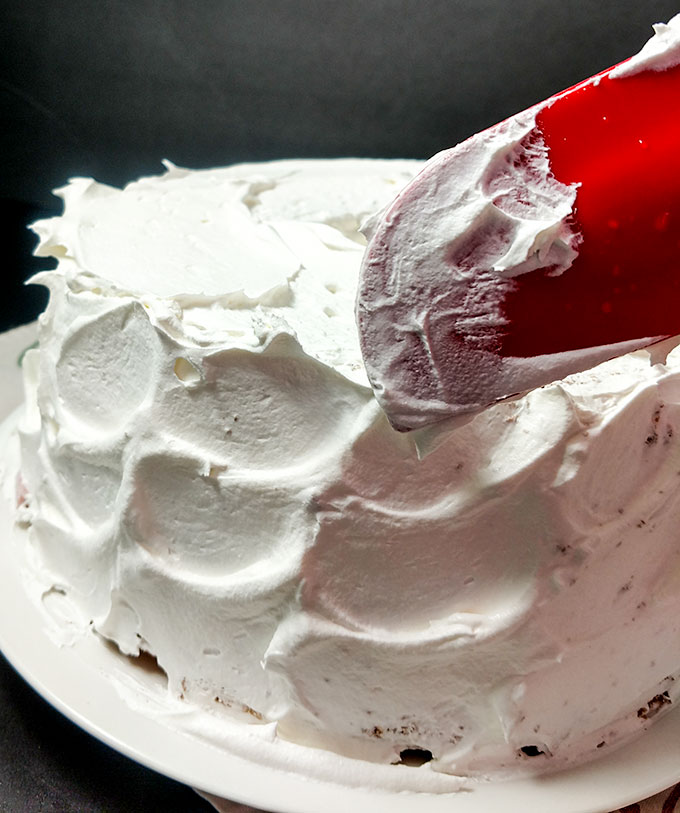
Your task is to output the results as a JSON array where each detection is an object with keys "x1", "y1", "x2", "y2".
[{"x1": 7, "y1": 155, "x2": 680, "y2": 786}]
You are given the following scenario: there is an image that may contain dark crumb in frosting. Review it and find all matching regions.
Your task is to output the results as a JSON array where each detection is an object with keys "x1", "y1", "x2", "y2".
[
  {"x1": 637, "y1": 691, "x2": 672, "y2": 720},
  {"x1": 242, "y1": 703, "x2": 264, "y2": 720}
]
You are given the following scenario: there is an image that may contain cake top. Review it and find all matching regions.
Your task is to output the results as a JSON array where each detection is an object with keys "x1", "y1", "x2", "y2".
[
  {"x1": 31, "y1": 158, "x2": 421, "y2": 387},
  {"x1": 33, "y1": 159, "x2": 421, "y2": 300}
]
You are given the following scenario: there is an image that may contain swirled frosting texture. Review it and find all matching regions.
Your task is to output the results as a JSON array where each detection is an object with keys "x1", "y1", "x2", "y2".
[{"x1": 16, "y1": 159, "x2": 680, "y2": 784}]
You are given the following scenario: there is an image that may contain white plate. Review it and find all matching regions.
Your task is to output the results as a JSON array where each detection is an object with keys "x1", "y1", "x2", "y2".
[{"x1": 1, "y1": 323, "x2": 680, "y2": 813}]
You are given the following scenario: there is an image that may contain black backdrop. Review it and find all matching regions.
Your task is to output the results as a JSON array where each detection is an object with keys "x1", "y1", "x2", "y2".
[
  {"x1": 4, "y1": 0, "x2": 680, "y2": 205},
  {"x1": 2, "y1": 2, "x2": 679, "y2": 810}
]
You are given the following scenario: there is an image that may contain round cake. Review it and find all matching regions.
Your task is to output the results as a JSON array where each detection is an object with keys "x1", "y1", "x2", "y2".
[{"x1": 9, "y1": 157, "x2": 680, "y2": 784}]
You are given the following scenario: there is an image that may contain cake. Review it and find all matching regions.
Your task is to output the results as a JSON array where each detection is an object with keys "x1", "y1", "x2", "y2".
[{"x1": 7, "y1": 154, "x2": 680, "y2": 787}]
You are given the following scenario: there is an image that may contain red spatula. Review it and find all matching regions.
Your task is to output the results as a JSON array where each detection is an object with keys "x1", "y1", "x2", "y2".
[{"x1": 357, "y1": 19, "x2": 680, "y2": 431}]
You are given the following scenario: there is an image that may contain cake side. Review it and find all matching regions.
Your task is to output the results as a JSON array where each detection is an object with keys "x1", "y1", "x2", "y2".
[{"x1": 13, "y1": 159, "x2": 680, "y2": 781}]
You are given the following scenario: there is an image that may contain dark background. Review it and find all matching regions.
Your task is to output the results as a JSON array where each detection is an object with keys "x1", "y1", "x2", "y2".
[{"x1": 2, "y1": 2, "x2": 679, "y2": 809}]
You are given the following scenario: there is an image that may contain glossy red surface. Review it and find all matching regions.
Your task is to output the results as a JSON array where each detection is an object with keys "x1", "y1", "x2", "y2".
[{"x1": 502, "y1": 61, "x2": 680, "y2": 357}]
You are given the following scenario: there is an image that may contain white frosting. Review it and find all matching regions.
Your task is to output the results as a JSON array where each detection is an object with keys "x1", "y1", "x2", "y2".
[
  {"x1": 14, "y1": 160, "x2": 680, "y2": 787},
  {"x1": 611, "y1": 13, "x2": 680, "y2": 78}
]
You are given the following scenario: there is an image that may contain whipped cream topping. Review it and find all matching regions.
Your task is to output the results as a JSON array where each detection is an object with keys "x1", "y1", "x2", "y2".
[
  {"x1": 611, "y1": 13, "x2": 680, "y2": 78},
  {"x1": 32, "y1": 159, "x2": 418, "y2": 387},
  {"x1": 13, "y1": 160, "x2": 680, "y2": 787}
]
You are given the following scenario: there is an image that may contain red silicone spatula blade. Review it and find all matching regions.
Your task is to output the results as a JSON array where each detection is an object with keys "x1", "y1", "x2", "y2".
[
  {"x1": 511, "y1": 61, "x2": 680, "y2": 357},
  {"x1": 357, "y1": 41, "x2": 680, "y2": 432}
]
